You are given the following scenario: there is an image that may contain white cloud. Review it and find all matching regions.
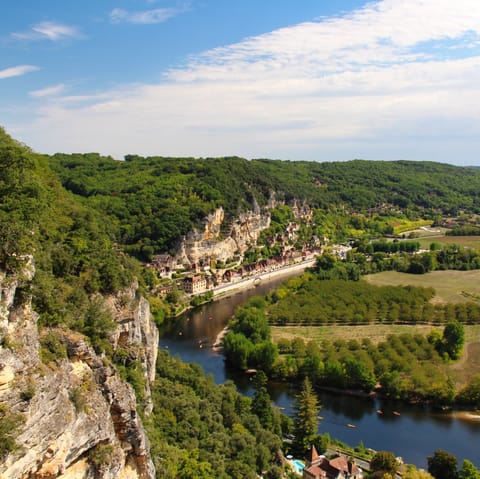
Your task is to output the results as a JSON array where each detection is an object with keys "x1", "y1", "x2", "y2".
[
  {"x1": 29, "y1": 84, "x2": 66, "y2": 98},
  {"x1": 0, "y1": 65, "x2": 39, "y2": 80},
  {"x1": 12, "y1": 21, "x2": 80, "y2": 41},
  {"x1": 110, "y1": 6, "x2": 187, "y2": 25},
  {"x1": 16, "y1": 0, "x2": 480, "y2": 164}
]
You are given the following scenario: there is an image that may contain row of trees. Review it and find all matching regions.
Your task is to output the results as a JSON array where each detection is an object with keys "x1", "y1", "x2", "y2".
[{"x1": 267, "y1": 276, "x2": 480, "y2": 326}]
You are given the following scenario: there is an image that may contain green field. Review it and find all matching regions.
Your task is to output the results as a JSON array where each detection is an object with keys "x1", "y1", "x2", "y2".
[
  {"x1": 271, "y1": 324, "x2": 480, "y2": 346},
  {"x1": 271, "y1": 270, "x2": 480, "y2": 386},
  {"x1": 416, "y1": 235, "x2": 480, "y2": 250},
  {"x1": 271, "y1": 323, "x2": 438, "y2": 345},
  {"x1": 363, "y1": 270, "x2": 480, "y2": 304}
]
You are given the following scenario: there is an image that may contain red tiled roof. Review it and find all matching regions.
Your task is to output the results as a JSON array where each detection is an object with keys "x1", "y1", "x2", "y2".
[
  {"x1": 329, "y1": 456, "x2": 359, "y2": 475},
  {"x1": 304, "y1": 464, "x2": 327, "y2": 478}
]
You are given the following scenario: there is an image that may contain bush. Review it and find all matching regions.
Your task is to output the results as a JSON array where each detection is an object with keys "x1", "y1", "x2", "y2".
[
  {"x1": 39, "y1": 331, "x2": 67, "y2": 364},
  {"x1": 0, "y1": 404, "x2": 24, "y2": 459}
]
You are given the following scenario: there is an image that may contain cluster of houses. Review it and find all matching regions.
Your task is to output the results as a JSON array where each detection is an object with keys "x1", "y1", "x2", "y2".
[{"x1": 148, "y1": 241, "x2": 324, "y2": 297}]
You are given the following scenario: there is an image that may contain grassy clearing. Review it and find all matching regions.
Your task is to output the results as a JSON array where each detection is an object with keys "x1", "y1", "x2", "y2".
[
  {"x1": 271, "y1": 324, "x2": 480, "y2": 346},
  {"x1": 271, "y1": 324, "x2": 439, "y2": 345},
  {"x1": 451, "y1": 342, "x2": 480, "y2": 387},
  {"x1": 416, "y1": 235, "x2": 480, "y2": 250},
  {"x1": 363, "y1": 270, "x2": 480, "y2": 304}
]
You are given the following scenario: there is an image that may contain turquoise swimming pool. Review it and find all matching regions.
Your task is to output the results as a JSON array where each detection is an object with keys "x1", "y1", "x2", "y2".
[{"x1": 292, "y1": 459, "x2": 304, "y2": 475}]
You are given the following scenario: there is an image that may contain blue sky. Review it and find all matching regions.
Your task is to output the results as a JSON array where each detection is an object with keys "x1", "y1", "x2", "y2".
[{"x1": 1, "y1": 0, "x2": 480, "y2": 165}]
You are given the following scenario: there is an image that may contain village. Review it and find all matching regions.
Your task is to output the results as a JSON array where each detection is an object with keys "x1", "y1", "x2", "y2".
[
  {"x1": 144, "y1": 200, "x2": 357, "y2": 300},
  {"x1": 147, "y1": 241, "x2": 352, "y2": 300}
]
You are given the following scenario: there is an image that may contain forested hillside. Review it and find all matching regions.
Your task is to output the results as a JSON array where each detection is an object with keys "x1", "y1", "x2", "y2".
[
  {"x1": 5, "y1": 127, "x2": 479, "y2": 339},
  {"x1": 48, "y1": 153, "x2": 480, "y2": 259},
  {"x1": 0, "y1": 128, "x2": 139, "y2": 349}
]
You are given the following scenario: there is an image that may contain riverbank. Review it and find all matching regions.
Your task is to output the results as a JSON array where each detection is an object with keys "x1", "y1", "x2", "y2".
[
  {"x1": 212, "y1": 258, "x2": 316, "y2": 299},
  {"x1": 451, "y1": 411, "x2": 480, "y2": 423},
  {"x1": 212, "y1": 326, "x2": 228, "y2": 351},
  {"x1": 165, "y1": 258, "x2": 315, "y2": 320}
]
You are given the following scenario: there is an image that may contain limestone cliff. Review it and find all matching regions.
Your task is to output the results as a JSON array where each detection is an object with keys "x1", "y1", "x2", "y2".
[
  {"x1": 178, "y1": 206, "x2": 271, "y2": 265},
  {"x1": 0, "y1": 260, "x2": 157, "y2": 479}
]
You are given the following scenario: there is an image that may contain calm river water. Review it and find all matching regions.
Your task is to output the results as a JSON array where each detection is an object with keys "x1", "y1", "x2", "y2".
[{"x1": 159, "y1": 277, "x2": 480, "y2": 469}]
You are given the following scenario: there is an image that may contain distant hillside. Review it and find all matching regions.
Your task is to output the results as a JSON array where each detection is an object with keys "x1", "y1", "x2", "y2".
[{"x1": 48, "y1": 153, "x2": 480, "y2": 258}]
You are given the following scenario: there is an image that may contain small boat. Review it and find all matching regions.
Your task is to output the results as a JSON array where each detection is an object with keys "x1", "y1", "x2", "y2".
[
  {"x1": 393, "y1": 411, "x2": 401, "y2": 416},
  {"x1": 317, "y1": 416, "x2": 324, "y2": 420},
  {"x1": 245, "y1": 369, "x2": 257, "y2": 374},
  {"x1": 347, "y1": 423, "x2": 357, "y2": 429},
  {"x1": 377, "y1": 410, "x2": 383, "y2": 415}
]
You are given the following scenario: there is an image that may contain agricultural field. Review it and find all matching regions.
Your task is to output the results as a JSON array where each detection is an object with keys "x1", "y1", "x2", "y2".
[
  {"x1": 450, "y1": 341, "x2": 480, "y2": 387},
  {"x1": 271, "y1": 323, "x2": 437, "y2": 345},
  {"x1": 271, "y1": 269, "x2": 480, "y2": 388},
  {"x1": 363, "y1": 270, "x2": 480, "y2": 304},
  {"x1": 417, "y1": 235, "x2": 480, "y2": 250},
  {"x1": 271, "y1": 324, "x2": 480, "y2": 346},
  {"x1": 271, "y1": 325, "x2": 480, "y2": 388}
]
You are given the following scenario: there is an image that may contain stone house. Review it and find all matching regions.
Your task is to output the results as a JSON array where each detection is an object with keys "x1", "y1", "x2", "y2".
[{"x1": 183, "y1": 275, "x2": 207, "y2": 294}]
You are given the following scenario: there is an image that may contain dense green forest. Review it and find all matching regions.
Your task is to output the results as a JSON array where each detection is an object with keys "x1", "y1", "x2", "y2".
[
  {"x1": 146, "y1": 351, "x2": 293, "y2": 479},
  {"x1": 48, "y1": 152, "x2": 480, "y2": 259},
  {"x1": 0, "y1": 129, "x2": 139, "y2": 353}
]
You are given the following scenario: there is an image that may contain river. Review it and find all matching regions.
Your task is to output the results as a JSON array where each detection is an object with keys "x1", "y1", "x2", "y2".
[{"x1": 159, "y1": 276, "x2": 480, "y2": 469}]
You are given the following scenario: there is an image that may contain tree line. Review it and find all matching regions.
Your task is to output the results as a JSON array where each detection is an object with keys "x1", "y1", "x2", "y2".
[{"x1": 267, "y1": 276, "x2": 480, "y2": 326}]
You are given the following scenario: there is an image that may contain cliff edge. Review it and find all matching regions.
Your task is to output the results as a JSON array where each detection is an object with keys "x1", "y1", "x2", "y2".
[{"x1": 0, "y1": 259, "x2": 157, "y2": 479}]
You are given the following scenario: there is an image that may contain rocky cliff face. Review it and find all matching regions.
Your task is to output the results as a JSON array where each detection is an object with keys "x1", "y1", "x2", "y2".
[
  {"x1": 0, "y1": 260, "x2": 157, "y2": 479},
  {"x1": 178, "y1": 207, "x2": 271, "y2": 265}
]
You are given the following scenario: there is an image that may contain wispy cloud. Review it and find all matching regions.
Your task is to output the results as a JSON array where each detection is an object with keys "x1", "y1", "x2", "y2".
[
  {"x1": 0, "y1": 65, "x2": 39, "y2": 80},
  {"x1": 18, "y1": 0, "x2": 480, "y2": 164},
  {"x1": 12, "y1": 21, "x2": 80, "y2": 41},
  {"x1": 29, "y1": 83, "x2": 66, "y2": 98},
  {"x1": 109, "y1": 5, "x2": 188, "y2": 25}
]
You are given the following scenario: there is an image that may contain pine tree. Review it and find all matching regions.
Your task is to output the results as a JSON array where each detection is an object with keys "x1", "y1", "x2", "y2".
[{"x1": 293, "y1": 378, "x2": 320, "y2": 455}]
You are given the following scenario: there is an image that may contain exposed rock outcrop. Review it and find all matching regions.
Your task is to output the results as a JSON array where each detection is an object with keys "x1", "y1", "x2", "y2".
[
  {"x1": 178, "y1": 207, "x2": 271, "y2": 265},
  {"x1": 0, "y1": 259, "x2": 157, "y2": 479}
]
